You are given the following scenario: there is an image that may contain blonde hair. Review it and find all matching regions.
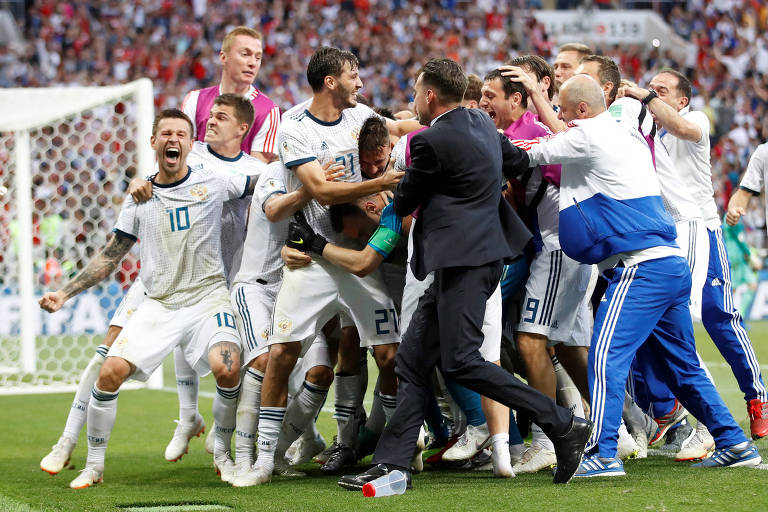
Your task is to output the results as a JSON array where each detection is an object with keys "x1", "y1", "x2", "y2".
[{"x1": 221, "y1": 26, "x2": 263, "y2": 53}]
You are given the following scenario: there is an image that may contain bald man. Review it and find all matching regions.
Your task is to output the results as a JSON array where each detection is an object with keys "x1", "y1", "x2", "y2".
[{"x1": 511, "y1": 75, "x2": 759, "y2": 477}]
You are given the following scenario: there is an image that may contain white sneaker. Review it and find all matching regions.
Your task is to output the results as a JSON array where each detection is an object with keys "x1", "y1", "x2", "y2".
[
  {"x1": 675, "y1": 424, "x2": 715, "y2": 461},
  {"x1": 69, "y1": 466, "x2": 103, "y2": 489},
  {"x1": 231, "y1": 463, "x2": 272, "y2": 487},
  {"x1": 412, "y1": 425, "x2": 427, "y2": 473},
  {"x1": 287, "y1": 431, "x2": 326, "y2": 466},
  {"x1": 511, "y1": 444, "x2": 557, "y2": 474},
  {"x1": 41, "y1": 436, "x2": 77, "y2": 475},
  {"x1": 205, "y1": 421, "x2": 216, "y2": 454},
  {"x1": 617, "y1": 423, "x2": 640, "y2": 460},
  {"x1": 442, "y1": 423, "x2": 491, "y2": 462},
  {"x1": 165, "y1": 414, "x2": 206, "y2": 462},
  {"x1": 492, "y1": 444, "x2": 514, "y2": 478},
  {"x1": 214, "y1": 452, "x2": 237, "y2": 484}
]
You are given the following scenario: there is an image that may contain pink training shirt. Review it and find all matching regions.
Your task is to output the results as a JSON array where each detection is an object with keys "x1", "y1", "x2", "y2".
[
  {"x1": 182, "y1": 85, "x2": 280, "y2": 155},
  {"x1": 503, "y1": 111, "x2": 561, "y2": 187}
]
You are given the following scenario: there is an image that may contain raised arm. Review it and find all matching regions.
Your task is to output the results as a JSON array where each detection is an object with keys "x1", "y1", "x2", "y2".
[
  {"x1": 499, "y1": 65, "x2": 567, "y2": 133},
  {"x1": 622, "y1": 86, "x2": 702, "y2": 142},
  {"x1": 39, "y1": 234, "x2": 135, "y2": 312}
]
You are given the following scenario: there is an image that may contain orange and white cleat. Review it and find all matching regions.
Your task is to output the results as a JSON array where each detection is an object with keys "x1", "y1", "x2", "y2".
[
  {"x1": 69, "y1": 466, "x2": 103, "y2": 489},
  {"x1": 164, "y1": 414, "x2": 206, "y2": 462},
  {"x1": 748, "y1": 399, "x2": 768, "y2": 440},
  {"x1": 41, "y1": 436, "x2": 77, "y2": 475}
]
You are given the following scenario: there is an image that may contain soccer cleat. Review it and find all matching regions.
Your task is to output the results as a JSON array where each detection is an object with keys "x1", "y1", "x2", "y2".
[
  {"x1": 573, "y1": 453, "x2": 626, "y2": 478},
  {"x1": 509, "y1": 443, "x2": 526, "y2": 466},
  {"x1": 231, "y1": 463, "x2": 272, "y2": 487},
  {"x1": 748, "y1": 399, "x2": 768, "y2": 440},
  {"x1": 314, "y1": 436, "x2": 339, "y2": 465},
  {"x1": 273, "y1": 455, "x2": 306, "y2": 477},
  {"x1": 425, "y1": 435, "x2": 459, "y2": 465},
  {"x1": 661, "y1": 420, "x2": 694, "y2": 452},
  {"x1": 616, "y1": 423, "x2": 640, "y2": 460},
  {"x1": 492, "y1": 443, "x2": 514, "y2": 478},
  {"x1": 204, "y1": 421, "x2": 216, "y2": 454},
  {"x1": 320, "y1": 443, "x2": 357, "y2": 474},
  {"x1": 692, "y1": 442, "x2": 762, "y2": 468},
  {"x1": 442, "y1": 423, "x2": 491, "y2": 462},
  {"x1": 630, "y1": 428, "x2": 649, "y2": 459},
  {"x1": 164, "y1": 414, "x2": 206, "y2": 462},
  {"x1": 214, "y1": 452, "x2": 238, "y2": 484},
  {"x1": 512, "y1": 444, "x2": 557, "y2": 474},
  {"x1": 411, "y1": 425, "x2": 427, "y2": 473},
  {"x1": 287, "y1": 431, "x2": 326, "y2": 466},
  {"x1": 649, "y1": 400, "x2": 688, "y2": 446},
  {"x1": 675, "y1": 424, "x2": 715, "y2": 461},
  {"x1": 41, "y1": 436, "x2": 77, "y2": 475},
  {"x1": 69, "y1": 466, "x2": 103, "y2": 489}
]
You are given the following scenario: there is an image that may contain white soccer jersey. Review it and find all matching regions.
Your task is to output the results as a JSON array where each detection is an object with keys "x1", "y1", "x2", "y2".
[
  {"x1": 392, "y1": 134, "x2": 407, "y2": 173},
  {"x1": 659, "y1": 107, "x2": 719, "y2": 228},
  {"x1": 233, "y1": 161, "x2": 290, "y2": 289},
  {"x1": 113, "y1": 166, "x2": 250, "y2": 308},
  {"x1": 739, "y1": 142, "x2": 768, "y2": 235},
  {"x1": 277, "y1": 101, "x2": 378, "y2": 243},
  {"x1": 187, "y1": 141, "x2": 266, "y2": 282}
]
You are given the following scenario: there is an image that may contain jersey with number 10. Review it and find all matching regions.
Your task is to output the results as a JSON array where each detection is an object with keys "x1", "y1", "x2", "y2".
[{"x1": 113, "y1": 166, "x2": 250, "y2": 309}]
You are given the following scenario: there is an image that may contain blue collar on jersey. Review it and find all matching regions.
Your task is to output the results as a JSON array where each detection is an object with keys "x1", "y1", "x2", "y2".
[
  {"x1": 304, "y1": 109, "x2": 343, "y2": 126},
  {"x1": 152, "y1": 166, "x2": 192, "y2": 188},
  {"x1": 207, "y1": 143, "x2": 244, "y2": 162}
]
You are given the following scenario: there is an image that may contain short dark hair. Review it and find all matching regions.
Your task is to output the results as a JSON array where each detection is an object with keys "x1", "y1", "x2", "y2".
[
  {"x1": 657, "y1": 68, "x2": 693, "y2": 101},
  {"x1": 419, "y1": 58, "x2": 467, "y2": 105},
  {"x1": 484, "y1": 69, "x2": 528, "y2": 108},
  {"x1": 152, "y1": 109, "x2": 193, "y2": 136},
  {"x1": 506, "y1": 55, "x2": 556, "y2": 101},
  {"x1": 580, "y1": 55, "x2": 621, "y2": 102},
  {"x1": 307, "y1": 47, "x2": 359, "y2": 93},
  {"x1": 464, "y1": 74, "x2": 483, "y2": 103},
  {"x1": 558, "y1": 42, "x2": 593, "y2": 58},
  {"x1": 329, "y1": 202, "x2": 365, "y2": 233},
  {"x1": 358, "y1": 116, "x2": 390, "y2": 154},
  {"x1": 214, "y1": 93, "x2": 255, "y2": 133}
]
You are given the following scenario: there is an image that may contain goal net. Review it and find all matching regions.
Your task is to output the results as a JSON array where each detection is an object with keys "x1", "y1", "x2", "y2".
[{"x1": 0, "y1": 79, "x2": 162, "y2": 393}]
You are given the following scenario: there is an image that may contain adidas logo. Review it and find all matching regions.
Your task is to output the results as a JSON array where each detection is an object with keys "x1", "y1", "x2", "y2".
[
  {"x1": 551, "y1": 320, "x2": 558, "y2": 329},
  {"x1": 320, "y1": 141, "x2": 329, "y2": 150},
  {"x1": 711, "y1": 278, "x2": 722, "y2": 286}
]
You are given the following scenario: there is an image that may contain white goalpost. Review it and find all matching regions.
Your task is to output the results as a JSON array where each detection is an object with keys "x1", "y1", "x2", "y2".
[{"x1": 0, "y1": 78, "x2": 163, "y2": 394}]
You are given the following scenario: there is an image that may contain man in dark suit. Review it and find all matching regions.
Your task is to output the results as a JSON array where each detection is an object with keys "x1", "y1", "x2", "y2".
[{"x1": 339, "y1": 59, "x2": 592, "y2": 489}]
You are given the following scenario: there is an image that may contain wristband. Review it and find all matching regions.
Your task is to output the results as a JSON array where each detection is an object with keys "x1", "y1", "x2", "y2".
[
  {"x1": 641, "y1": 90, "x2": 658, "y2": 105},
  {"x1": 367, "y1": 226, "x2": 401, "y2": 257}
]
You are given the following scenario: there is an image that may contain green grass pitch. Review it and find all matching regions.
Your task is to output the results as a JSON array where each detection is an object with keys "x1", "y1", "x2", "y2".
[{"x1": 1, "y1": 322, "x2": 767, "y2": 512}]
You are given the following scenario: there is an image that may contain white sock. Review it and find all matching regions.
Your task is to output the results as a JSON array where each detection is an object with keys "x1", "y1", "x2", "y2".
[
  {"x1": 174, "y1": 347, "x2": 199, "y2": 423},
  {"x1": 256, "y1": 407, "x2": 285, "y2": 470},
  {"x1": 86, "y1": 385, "x2": 119, "y2": 469},
  {"x1": 553, "y1": 356, "x2": 585, "y2": 419},
  {"x1": 63, "y1": 345, "x2": 108, "y2": 441},
  {"x1": 531, "y1": 423, "x2": 554, "y2": 451},
  {"x1": 277, "y1": 380, "x2": 329, "y2": 455},
  {"x1": 234, "y1": 368, "x2": 263, "y2": 467},
  {"x1": 334, "y1": 374, "x2": 362, "y2": 446},
  {"x1": 379, "y1": 392, "x2": 397, "y2": 424},
  {"x1": 213, "y1": 384, "x2": 240, "y2": 458},
  {"x1": 491, "y1": 432, "x2": 509, "y2": 452}
]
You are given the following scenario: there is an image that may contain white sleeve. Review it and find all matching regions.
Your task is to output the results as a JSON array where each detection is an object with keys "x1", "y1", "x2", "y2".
[
  {"x1": 113, "y1": 196, "x2": 139, "y2": 240},
  {"x1": 687, "y1": 111, "x2": 710, "y2": 146},
  {"x1": 250, "y1": 105, "x2": 281, "y2": 155},
  {"x1": 391, "y1": 136, "x2": 408, "y2": 172},
  {"x1": 740, "y1": 144, "x2": 767, "y2": 195},
  {"x1": 514, "y1": 124, "x2": 590, "y2": 167},
  {"x1": 255, "y1": 170, "x2": 287, "y2": 212},
  {"x1": 181, "y1": 90, "x2": 199, "y2": 138},
  {"x1": 278, "y1": 123, "x2": 316, "y2": 168},
  {"x1": 222, "y1": 172, "x2": 250, "y2": 201}
]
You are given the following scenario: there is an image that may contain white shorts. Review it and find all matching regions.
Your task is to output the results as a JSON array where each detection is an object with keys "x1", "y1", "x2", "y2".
[
  {"x1": 109, "y1": 287, "x2": 241, "y2": 382},
  {"x1": 109, "y1": 278, "x2": 147, "y2": 328},
  {"x1": 676, "y1": 218, "x2": 708, "y2": 322},
  {"x1": 270, "y1": 259, "x2": 400, "y2": 356},
  {"x1": 402, "y1": 230, "x2": 502, "y2": 362},
  {"x1": 565, "y1": 294, "x2": 593, "y2": 348},
  {"x1": 231, "y1": 282, "x2": 278, "y2": 366},
  {"x1": 517, "y1": 247, "x2": 591, "y2": 344},
  {"x1": 288, "y1": 331, "x2": 333, "y2": 397}
]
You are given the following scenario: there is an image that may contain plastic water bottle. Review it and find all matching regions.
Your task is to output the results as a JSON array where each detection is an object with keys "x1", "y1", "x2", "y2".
[{"x1": 361, "y1": 470, "x2": 407, "y2": 497}]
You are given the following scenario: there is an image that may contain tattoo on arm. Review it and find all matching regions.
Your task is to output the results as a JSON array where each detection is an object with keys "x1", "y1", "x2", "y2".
[{"x1": 61, "y1": 234, "x2": 134, "y2": 299}]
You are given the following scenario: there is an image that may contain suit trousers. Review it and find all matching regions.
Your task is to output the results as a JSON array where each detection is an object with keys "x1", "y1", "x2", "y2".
[{"x1": 372, "y1": 259, "x2": 573, "y2": 468}]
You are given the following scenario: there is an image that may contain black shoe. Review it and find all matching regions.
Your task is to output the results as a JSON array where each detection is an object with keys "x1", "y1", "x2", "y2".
[
  {"x1": 552, "y1": 416, "x2": 593, "y2": 484},
  {"x1": 338, "y1": 464, "x2": 412, "y2": 491},
  {"x1": 320, "y1": 443, "x2": 357, "y2": 474}
]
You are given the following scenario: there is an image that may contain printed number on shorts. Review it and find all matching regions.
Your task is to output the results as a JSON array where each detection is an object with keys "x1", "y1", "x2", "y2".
[
  {"x1": 522, "y1": 298, "x2": 540, "y2": 323},
  {"x1": 167, "y1": 206, "x2": 190, "y2": 232},
  {"x1": 374, "y1": 308, "x2": 399, "y2": 335},
  {"x1": 214, "y1": 312, "x2": 236, "y2": 329}
]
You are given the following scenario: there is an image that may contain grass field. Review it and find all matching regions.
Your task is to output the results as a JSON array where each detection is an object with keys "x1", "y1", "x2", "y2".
[{"x1": 1, "y1": 322, "x2": 767, "y2": 512}]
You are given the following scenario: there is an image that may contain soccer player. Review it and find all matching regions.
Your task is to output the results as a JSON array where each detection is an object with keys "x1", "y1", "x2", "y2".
[
  {"x1": 622, "y1": 69, "x2": 768, "y2": 440},
  {"x1": 182, "y1": 26, "x2": 280, "y2": 163},
  {"x1": 514, "y1": 74, "x2": 760, "y2": 477},
  {"x1": 238, "y1": 47, "x2": 407, "y2": 486},
  {"x1": 552, "y1": 43, "x2": 592, "y2": 89},
  {"x1": 39, "y1": 109, "x2": 256, "y2": 489},
  {"x1": 726, "y1": 141, "x2": 768, "y2": 231}
]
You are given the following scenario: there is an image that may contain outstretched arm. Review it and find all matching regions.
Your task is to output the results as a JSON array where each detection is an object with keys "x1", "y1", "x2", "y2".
[{"x1": 39, "y1": 234, "x2": 135, "y2": 312}]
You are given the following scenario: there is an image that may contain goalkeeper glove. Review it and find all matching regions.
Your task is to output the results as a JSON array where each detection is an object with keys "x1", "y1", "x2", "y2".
[{"x1": 287, "y1": 211, "x2": 328, "y2": 255}]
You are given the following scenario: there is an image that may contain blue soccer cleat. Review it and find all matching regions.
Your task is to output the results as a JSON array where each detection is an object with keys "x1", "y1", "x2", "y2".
[
  {"x1": 572, "y1": 452, "x2": 626, "y2": 478},
  {"x1": 691, "y1": 442, "x2": 762, "y2": 468}
]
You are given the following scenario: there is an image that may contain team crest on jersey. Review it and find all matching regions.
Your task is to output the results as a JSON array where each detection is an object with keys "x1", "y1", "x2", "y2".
[
  {"x1": 282, "y1": 140, "x2": 289, "y2": 152},
  {"x1": 190, "y1": 184, "x2": 208, "y2": 201},
  {"x1": 261, "y1": 329, "x2": 269, "y2": 340},
  {"x1": 276, "y1": 317, "x2": 292, "y2": 335}
]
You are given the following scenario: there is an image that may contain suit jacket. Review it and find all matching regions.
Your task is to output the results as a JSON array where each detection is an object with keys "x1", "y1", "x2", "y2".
[{"x1": 393, "y1": 107, "x2": 532, "y2": 280}]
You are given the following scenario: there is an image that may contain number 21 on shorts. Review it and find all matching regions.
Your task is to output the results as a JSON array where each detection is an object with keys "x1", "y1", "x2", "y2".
[{"x1": 374, "y1": 308, "x2": 399, "y2": 335}]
